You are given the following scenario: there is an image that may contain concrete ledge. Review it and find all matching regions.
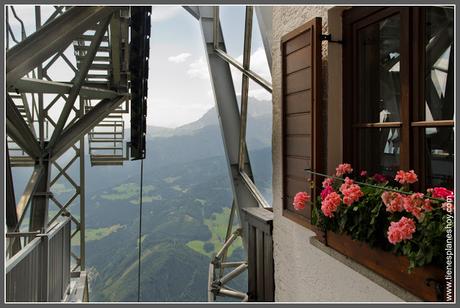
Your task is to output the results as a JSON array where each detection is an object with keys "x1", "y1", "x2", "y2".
[{"x1": 309, "y1": 236, "x2": 422, "y2": 302}]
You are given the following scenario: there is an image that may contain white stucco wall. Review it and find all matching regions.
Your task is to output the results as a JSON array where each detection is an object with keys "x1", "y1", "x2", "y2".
[{"x1": 271, "y1": 6, "x2": 404, "y2": 302}]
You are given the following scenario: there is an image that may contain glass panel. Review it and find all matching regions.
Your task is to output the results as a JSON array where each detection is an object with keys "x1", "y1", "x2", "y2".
[
  {"x1": 357, "y1": 128, "x2": 400, "y2": 178},
  {"x1": 424, "y1": 127, "x2": 454, "y2": 189},
  {"x1": 11, "y1": 166, "x2": 34, "y2": 232},
  {"x1": 424, "y1": 7, "x2": 454, "y2": 121},
  {"x1": 246, "y1": 79, "x2": 272, "y2": 205},
  {"x1": 231, "y1": 69, "x2": 243, "y2": 112},
  {"x1": 250, "y1": 12, "x2": 272, "y2": 83},
  {"x1": 357, "y1": 14, "x2": 401, "y2": 123},
  {"x1": 219, "y1": 6, "x2": 245, "y2": 59}
]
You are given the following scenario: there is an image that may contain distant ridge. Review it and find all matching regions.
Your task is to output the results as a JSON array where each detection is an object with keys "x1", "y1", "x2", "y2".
[{"x1": 144, "y1": 97, "x2": 272, "y2": 138}]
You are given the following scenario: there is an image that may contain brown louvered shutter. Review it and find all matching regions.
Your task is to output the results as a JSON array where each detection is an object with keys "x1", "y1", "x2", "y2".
[{"x1": 281, "y1": 17, "x2": 323, "y2": 222}]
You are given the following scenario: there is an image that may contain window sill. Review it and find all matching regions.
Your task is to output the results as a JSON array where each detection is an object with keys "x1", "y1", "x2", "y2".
[{"x1": 310, "y1": 232, "x2": 446, "y2": 302}]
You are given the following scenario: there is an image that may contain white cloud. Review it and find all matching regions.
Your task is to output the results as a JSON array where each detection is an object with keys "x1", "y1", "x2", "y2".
[
  {"x1": 186, "y1": 48, "x2": 272, "y2": 102},
  {"x1": 187, "y1": 57, "x2": 210, "y2": 80},
  {"x1": 236, "y1": 47, "x2": 271, "y2": 82},
  {"x1": 248, "y1": 88, "x2": 272, "y2": 101},
  {"x1": 151, "y1": 6, "x2": 182, "y2": 23},
  {"x1": 168, "y1": 52, "x2": 191, "y2": 63},
  {"x1": 232, "y1": 47, "x2": 272, "y2": 101}
]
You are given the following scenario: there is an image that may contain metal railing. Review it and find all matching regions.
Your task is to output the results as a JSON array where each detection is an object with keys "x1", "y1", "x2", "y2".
[{"x1": 6, "y1": 217, "x2": 71, "y2": 302}]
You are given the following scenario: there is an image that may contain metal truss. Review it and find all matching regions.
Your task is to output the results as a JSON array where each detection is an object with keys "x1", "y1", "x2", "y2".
[
  {"x1": 185, "y1": 5, "x2": 273, "y2": 302},
  {"x1": 5, "y1": 5, "x2": 130, "y2": 281}
]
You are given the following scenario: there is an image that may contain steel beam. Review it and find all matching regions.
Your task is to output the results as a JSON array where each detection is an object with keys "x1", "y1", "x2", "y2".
[
  {"x1": 48, "y1": 15, "x2": 112, "y2": 149},
  {"x1": 6, "y1": 144, "x2": 22, "y2": 259},
  {"x1": 214, "y1": 49, "x2": 272, "y2": 92},
  {"x1": 16, "y1": 166, "x2": 45, "y2": 227},
  {"x1": 9, "y1": 78, "x2": 122, "y2": 99},
  {"x1": 6, "y1": 94, "x2": 41, "y2": 159},
  {"x1": 110, "y1": 13, "x2": 121, "y2": 88},
  {"x1": 219, "y1": 200, "x2": 236, "y2": 278},
  {"x1": 183, "y1": 6, "x2": 200, "y2": 20},
  {"x1": 254, "y1": 6, "x2": 273, "y2": 71},
  {"x1": 238, "y1": 7, "x2": 253, "y2": 172},
  {"x1": 218, "y1": 287, "x2": 248, "y2": 301},
  {"x1": 79, "y1": 99, "x2": 86, "y2": 271},
  {"x1": 219, "y1": 263, "x2": 248, "y2": 286},
  {"x1": 6, "y1": 146, "x2": 18, "y2": 231},
  {"x1": 50, "y1": 95, "x2": 126, "y2": 160},
  {"x1": 215, "y1": 229, "x2": 241, "y2": 260},
  {"x1": 29, "y1": 159, "x2": 51, "y2": 232},
  {"x1": 240, "y1": 171, "x2": 271, "y2": 208},
  {"x1": 6, "y1": 6, "x2": 120, "y2": 84},
  {"x1": 20, "y1": 92, "x2": 37, "y2": 138},
  {"x1": 208, "y1": 263, "x2": 216, "y2": 302},
  {"x1": 197, "y1": 7, "x2": 260, "y2": 245}
]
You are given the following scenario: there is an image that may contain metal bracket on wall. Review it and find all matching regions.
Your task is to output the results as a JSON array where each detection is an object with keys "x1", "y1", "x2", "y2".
[{"x1": 321, "y1": 33, "x2": 342, "y2": 44}]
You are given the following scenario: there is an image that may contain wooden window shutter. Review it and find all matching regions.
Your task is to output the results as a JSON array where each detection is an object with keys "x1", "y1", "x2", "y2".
[{"x1": 281, "y1": 17, "x2": 323, "y2": 223}]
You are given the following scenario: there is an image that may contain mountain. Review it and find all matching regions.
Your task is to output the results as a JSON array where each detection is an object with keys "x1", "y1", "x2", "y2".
[
  {"x1": 147, "y1": 96, "x2": 272, "y2": 138},
  {"x1": 82, "y1": 98, "x2": 272, "y2": 301},
  {"x1": 85, "y1": 98, "x2": 272, "y2": 195},
  {"x1": 10, "y1": 98, "x2": 272, "y2": 302},
  {"x1": 84, "y1": 148, "x2": 271, "y2": 301}
]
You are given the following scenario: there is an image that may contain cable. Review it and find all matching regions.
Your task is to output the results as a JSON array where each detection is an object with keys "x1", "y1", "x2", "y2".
[{"x1": 137, "y1": 159, "x2": 144, "y2": 302}]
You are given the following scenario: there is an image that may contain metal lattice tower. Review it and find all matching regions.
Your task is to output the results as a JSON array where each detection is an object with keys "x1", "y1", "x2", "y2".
[
  {"x1": 5, "y1": 6, "x2": 148, "y2": 301},
  {"x1": 5, "y1": 5, "x2": 272, "y2": 303}
]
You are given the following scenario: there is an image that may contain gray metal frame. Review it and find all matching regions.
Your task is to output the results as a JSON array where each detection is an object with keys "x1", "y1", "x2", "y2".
[
  {"x1": 6, "y1": 4, "x2": 272, "y2": 302},
  {"x1": 5, "y1": 6, "x2": 131, "y2": 297},
  {"x1": 185, "y1": 5, "x2": 272, "y2": 302}
]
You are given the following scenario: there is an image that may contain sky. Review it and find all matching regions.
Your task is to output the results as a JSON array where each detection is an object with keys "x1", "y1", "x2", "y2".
[
  {"x1": 7, "y1": 5, "x2": 271, "y2": 128},
  {"x1": 148, "y1": 6, "x2": 271, "y2": 127}
]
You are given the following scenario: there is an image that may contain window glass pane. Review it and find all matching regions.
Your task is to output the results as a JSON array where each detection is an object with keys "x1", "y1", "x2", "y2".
[
  {"x1": 424, "y1": 127, "x2": 454, "y2": 189},
  {"x1": 357, "y1": 128, "x2": 400, "y2": 177},
  {"x1": 219, "y1": 6, "x2": 245, "y2": 59},
  {"x1": 357, "y1": 14, "x2": 401, "y2": 123},
  {"x1": 250, "y1": 12, "x2": 272, "y2": 84},
  {"x1": 246, "y1": 79, "x2": 272, "y2": 205},
  {"x1": 424, "y1": 7, "x2": 454, "y2": 121}
]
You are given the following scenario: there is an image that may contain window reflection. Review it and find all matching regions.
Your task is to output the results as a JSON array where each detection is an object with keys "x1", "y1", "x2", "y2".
[
  {"x1": 425, "y1": 7, "x2": 454, "y2": 121},
  {"x1": 424, "y1": 127, "x2": 454, "y2": 189},
  {"x1": 358, "y1": 128, "x2": 400, "y2": 177},
  {"x1": 358, "y1": 14, "x2": 401, "y2": 123}
]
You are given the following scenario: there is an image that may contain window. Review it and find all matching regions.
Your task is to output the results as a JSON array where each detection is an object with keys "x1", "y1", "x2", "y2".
[{"x1": 343, "y1": 7, "x2": 454, "y2": 190}]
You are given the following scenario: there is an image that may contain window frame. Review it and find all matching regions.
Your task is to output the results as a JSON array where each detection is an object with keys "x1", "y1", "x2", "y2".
[{"x1": 342, "y1": 6, "x2": 454, "y2": 190}]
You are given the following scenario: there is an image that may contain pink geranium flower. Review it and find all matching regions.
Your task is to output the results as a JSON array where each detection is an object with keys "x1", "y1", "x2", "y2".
[
  {"x1": 339, "y1": 177, "x2": 363, "y2": 206},
  {"x1": 321, "y1": 192, "x2": 341, "y2": 218},
  {"x1": 381, "y1": 191, "x2": 405, "y2": 213},
  {"x1": 322, "y1": 177, "x2": 334, "y2": 188},
  {"x1": 395, "y1": 170, "x2": 418, "y2": 185},
  {"x1": 387, "y1": 217, "x2": 416, "y2": 245},
  {"x1": 403, "y1": 193, "x2": 432, "y2": 220},
  {"x1": 360, "y1": 170, "x2": 368, "y2": 177},
  {"x1": 431, "y1": 187, "x2": 454, "y2": 200},
  {"x1": 320, "y1": 185, "x2": 334, "y2": 200},
  {"x1": 293, "y1": 192, "x2": 311, "y2": 211},
  {"x1": 335, "y1": 163, "x2": 353, "y2": 177}
]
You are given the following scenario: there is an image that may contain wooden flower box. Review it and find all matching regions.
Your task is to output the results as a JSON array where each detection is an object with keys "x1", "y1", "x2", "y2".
[{"x1": 320, "y1": 231, "x2": 448, "y2": 302}]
